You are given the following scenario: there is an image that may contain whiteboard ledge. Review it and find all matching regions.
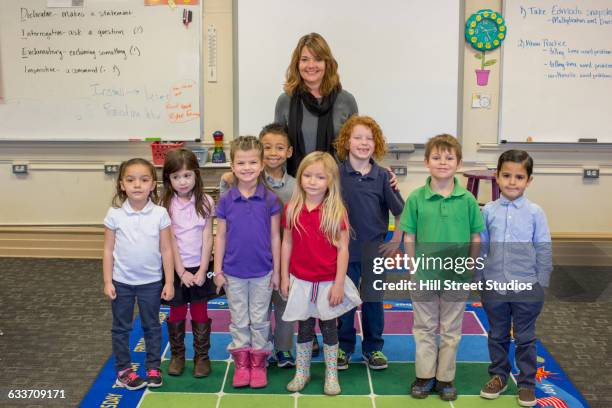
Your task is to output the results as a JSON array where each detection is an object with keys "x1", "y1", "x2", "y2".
[{"x1": 479, "y1": 142, "x2": 612, "y2": 153}]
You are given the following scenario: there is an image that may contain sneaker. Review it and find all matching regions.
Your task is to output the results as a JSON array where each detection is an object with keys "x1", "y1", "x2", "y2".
[
  {"x1": 411, "y1": 377, "x2": 436, "y2": 399},
  {"x1": 363, "y1": 351, "x2": 388, "y2": 370},
  {"x1": 267, "y1": 353, "x2": 277, "y2": 364},
  {"x1": 115, "y1": 368, "x2": 147, "y2": 390},
  {"x1": 518, "y1": 388, "x2": 537, "y2": 407},
  {"x1": 337, "y1": 348, "x2": 350, "y2": 370},
  {"x1": 435, "y1": 380, "x2": 458, "y2": 401},
  {"x1": 312, "y1": 337, "x2": 320, "y2": 357},
  {"x1": 480, "y1": 375, "x2": 507, "y2": 399},
  {"x1": 275, "y1": 350, "x2": 296, "y2": 368},
  {"x1": 146, "y1": 368, "x2": 163, "y2": 388}
]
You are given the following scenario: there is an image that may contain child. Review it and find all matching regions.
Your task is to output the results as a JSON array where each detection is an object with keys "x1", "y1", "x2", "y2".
[
  {"x1": 219, "y1": 124, "x2": 312, "y2": 366},
  {"x1": 333, "y1": 115, "x2": 404, "y2": 370},
  {"x1": 102, "y1": 158, "x2": 175, "y2": 390},
  {"x1": 160, "y1": 148, "x2": 216, "y2": 378},
  {"x1": 213, "y1": 136, "x2": 281, "y2": 389},
  {"x1": 280, "y1": 151, "x2": 362, "y2": 396},
  {"x1": 220, "y1": 123, "x2": 296, "y2": 203},
  {"x1": 399, "y1": 134, "x2": 484, "y2": 401},
  {"x1": 478, "y1": 150, "x2": 552, "y2": 407}
]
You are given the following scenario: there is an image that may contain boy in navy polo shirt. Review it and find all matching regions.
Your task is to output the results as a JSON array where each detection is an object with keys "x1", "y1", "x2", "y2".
[{"x1": 334, "y1": 115, "x2": 404, "y2": 370}]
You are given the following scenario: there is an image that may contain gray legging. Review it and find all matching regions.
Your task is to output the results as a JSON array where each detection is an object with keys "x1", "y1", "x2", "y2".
[{"x1": 297, "y1": 317, "x2": 338, "y2": 345}]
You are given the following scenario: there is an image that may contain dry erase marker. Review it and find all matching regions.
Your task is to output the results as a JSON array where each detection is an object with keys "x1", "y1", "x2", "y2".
[{"x1": 183, "y1": 9, "x2": 192, "y2": 28}]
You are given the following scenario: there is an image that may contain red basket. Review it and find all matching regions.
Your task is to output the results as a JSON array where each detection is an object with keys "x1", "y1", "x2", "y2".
[{"x1": 150, "y1": 142, "x2": 185, "y2": 165}]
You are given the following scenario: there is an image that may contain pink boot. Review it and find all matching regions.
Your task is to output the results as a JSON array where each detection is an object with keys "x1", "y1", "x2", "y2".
[
  {"x1": 229, "y1": 347, "x2": 251, "y2": 387},
  {"x1": 249, "y1": 349, "x2": 271, "y2": 388}
]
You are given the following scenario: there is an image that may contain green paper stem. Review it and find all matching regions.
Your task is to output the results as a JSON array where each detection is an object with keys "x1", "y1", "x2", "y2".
[{"x1": 476, "y1": 50, "x2": 497, "y2": 70}]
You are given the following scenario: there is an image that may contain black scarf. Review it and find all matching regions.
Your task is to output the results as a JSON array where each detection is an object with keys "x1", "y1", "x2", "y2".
[{"x1": 287, "y1": 89, "x2": 338, "y2": 176}]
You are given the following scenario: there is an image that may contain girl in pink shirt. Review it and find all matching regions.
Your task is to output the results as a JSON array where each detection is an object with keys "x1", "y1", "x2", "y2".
[{"x1": 160, "y1": 149, "x2": 216, "y2": 378}]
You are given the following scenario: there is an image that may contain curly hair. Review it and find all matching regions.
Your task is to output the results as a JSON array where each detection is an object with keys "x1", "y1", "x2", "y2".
[
  {"x1": 334, "y1": 115, "x2": 388, "y2": 162},
  {"x1": 259, "y1": 122, "x2": 290, "y2": 146}
]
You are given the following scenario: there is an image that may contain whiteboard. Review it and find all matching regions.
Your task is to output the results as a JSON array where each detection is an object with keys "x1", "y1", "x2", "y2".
[
  {"x1": 0, "y1": 0, "x2": 201, "y2": 141},
  {"x1": 236, "y1": 0, "x2": 461, "y2": 144},
  {"x1": 500, "y1": 0, "x2": 612, "y2": 143}
]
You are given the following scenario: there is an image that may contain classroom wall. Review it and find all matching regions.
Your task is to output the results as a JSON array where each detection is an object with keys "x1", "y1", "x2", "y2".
[{"x1": 1, "y1": 0, "x2": 611, "y2": 235}]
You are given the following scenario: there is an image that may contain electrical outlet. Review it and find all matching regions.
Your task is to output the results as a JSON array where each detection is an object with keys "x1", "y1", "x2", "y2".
[
  {"x1": 472, "y1": 93, "x2": 492, "y2": 109},
  {"x1": 12, "y1": 164, "x2": 28, "y2": 174},
  {"x1": 583, "y1": 168, "x2": 599, "y2": 179},
  {"x1": 390, "y1": 166, "x2": 407, "y2": 176},
  {"x1": 104, "y1": 164, "x2": 120, "y2": 175}
]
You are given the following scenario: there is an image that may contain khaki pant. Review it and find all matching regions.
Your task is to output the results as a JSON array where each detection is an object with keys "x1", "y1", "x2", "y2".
[{"x1": 412, "y1": 291, "x2": 466, "y2": 382}]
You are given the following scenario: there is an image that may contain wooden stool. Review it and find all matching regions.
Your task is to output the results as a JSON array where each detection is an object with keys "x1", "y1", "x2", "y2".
[{"x1": 463, "y1": 169, "x2": 500, "y2": 203}]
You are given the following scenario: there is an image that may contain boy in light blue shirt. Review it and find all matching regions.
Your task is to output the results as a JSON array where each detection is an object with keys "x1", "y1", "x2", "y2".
[{"x1": 478, "y1": 150, "x2": 552, "y2": 407}]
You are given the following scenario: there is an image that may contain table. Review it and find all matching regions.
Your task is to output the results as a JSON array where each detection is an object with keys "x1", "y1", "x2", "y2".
[{"x1": 463, "y1": 169, "x2": 500, "y2": 203}]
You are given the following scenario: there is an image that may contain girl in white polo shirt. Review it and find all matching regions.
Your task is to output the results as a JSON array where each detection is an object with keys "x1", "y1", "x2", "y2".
[
  {"x1": 160, "y1": 149, "x2": 216, "y2": 379},
  {"x1": 103, "y1": 158, "x2": 175, "y2": 391}
]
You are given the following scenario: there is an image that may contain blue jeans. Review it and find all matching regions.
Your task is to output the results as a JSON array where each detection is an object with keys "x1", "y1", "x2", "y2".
[
  {"x1": 111, "y1": 280, "x2": 162, "y2": 373},
  {"x1": 482, "y1": 287, "x2": 544, "y2": 389},
  {"x1": 338, "y1": 262, "x2": 384, "y2": 355}
]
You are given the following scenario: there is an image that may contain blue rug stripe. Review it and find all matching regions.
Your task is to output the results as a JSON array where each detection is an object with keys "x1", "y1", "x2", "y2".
[
  {"x1": 381, "y1": 333, "x2": 489, "y2": 362},
  {"x1": 80, "y1": 312, "x2": 149, "y2": 408}
]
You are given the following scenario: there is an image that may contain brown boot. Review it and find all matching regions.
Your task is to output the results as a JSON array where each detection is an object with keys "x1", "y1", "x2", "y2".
[
  {"x1": 167, "y1": 320, "x2": 186, "y2": 376},
  {"x1": 192, "y1": 319, "x2": 212, "y2": 377}
]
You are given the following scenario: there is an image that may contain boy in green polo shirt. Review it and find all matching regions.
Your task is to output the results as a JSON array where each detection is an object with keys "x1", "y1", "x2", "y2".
[{"x1": 399, "y1": 134, "x2": 484, "y2": 401}]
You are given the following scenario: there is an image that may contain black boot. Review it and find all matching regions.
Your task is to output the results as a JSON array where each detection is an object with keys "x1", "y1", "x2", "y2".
[
  {"x1": 167, "y1": 320, "x2": 186, "y2": 376},
  {"x1": 192, "y1": 319, "x2": 212, "y2": 377}
]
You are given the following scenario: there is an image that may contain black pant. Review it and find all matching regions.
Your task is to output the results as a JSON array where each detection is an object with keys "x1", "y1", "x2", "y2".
[{"x1": 297, "y1": 317, "x2": 338, "y2": 345}]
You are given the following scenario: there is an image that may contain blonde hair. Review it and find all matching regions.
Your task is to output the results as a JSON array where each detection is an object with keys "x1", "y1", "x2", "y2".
[
  {"x1": 228, "y1": 135, "x2": 283, "y2": 216},
  {"x1": 229, "y1": 135, "x2": 267, "y2": 186},
  {"x1": 230, "y1": 135, "x2": 262, "y2": 162},
  {"x1": 284, "y1": 33, "x2": 341, "y2": 97},
  {"x1": 334, "y1": 115, "x2": 388, "y2": 161},
  {"x1": 424, "y1": 134, "x2": 463, "y2": 162},
  {"x1": 285, "y1": 151, "x2": 348, "y2": 246}
]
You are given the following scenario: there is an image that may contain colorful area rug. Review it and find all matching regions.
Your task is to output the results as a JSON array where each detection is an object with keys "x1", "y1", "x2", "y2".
[{"x1": 81, "y1": 300, "x2": 589, "y2": 407}]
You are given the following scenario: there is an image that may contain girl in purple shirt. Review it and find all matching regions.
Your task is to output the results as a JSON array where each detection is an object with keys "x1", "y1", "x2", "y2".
[
  {"x1": 160, "y1": 149, "x2": 216, "y2": 379},
  {"x1": 214, "y1": 136, "x2": 281, "y2": 389}
]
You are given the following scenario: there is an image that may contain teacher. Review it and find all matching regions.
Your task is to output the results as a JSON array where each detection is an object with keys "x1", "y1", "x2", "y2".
[{"x1": 275, "y1": 33, "x2": 358, "y2": 176}]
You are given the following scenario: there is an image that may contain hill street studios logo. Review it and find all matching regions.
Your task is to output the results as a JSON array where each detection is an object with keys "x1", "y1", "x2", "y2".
[{"x1": 367, "y1": 253, "x2": 537, "y2": 296}]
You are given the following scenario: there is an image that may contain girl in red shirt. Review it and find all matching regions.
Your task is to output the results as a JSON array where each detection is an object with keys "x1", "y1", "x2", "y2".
[{"x1": 280, "y1": 151, "x2": 361, "y2": 395}]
